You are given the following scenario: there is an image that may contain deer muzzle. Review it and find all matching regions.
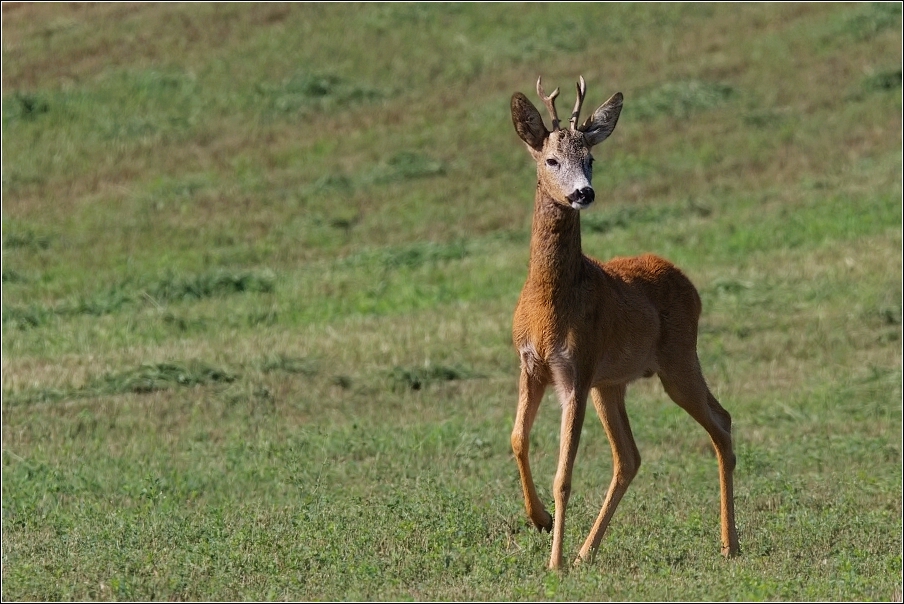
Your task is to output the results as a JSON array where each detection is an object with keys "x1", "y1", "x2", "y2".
[{"x1": 567, "y1": 187, "x2": 595, "y2": 210}]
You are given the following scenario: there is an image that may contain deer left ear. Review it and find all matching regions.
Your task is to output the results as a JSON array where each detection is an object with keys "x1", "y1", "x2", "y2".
[
  {"x1": 580, "y1": 92, "x2": 623, "y2": 147},
  {"x1": 511, "y1": 92, "x2": 549, "y2": 152}
]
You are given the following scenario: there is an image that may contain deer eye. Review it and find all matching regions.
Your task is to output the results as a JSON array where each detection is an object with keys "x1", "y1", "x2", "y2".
[{"x1": 545, "y1": 158, "x2": 559, "y2": 168}]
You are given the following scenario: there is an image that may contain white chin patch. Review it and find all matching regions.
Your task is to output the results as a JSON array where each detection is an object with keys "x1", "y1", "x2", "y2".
[{"x1": 571, "y1": 201, "x2": 592, "y2": 210}]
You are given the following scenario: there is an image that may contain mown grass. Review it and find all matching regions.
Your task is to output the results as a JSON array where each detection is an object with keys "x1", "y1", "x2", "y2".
[{"x1": 2, "y1": 3, "x2": 902, "y2": 601}]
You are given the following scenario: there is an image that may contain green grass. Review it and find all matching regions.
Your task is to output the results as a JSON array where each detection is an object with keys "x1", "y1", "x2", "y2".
[{"x1": 2, "y1": 3, "x2": 902, "y2": 601}]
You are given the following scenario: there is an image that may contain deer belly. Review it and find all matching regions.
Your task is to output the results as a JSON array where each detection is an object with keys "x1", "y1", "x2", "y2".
[
  {"x1": 592, "y1": 354, "x2": 658, "y2": 384},
  {"x1": 591, "y1": 334, "x2": 660, "y2": 385}
]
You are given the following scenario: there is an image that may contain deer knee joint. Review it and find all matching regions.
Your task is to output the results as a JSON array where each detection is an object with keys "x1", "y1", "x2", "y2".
[
  {"x1": 616, "y1": 454, "x2": 641, "y2": 486},
  {"x1": 721, "y1": 448, "x2": 736, "y2": 473},
  {"x1": 510, "y1": 431, "x2": 527, "y2": 457},
  {"x1": 554, "y1": 477, "x2": 572, "y2": 502}
]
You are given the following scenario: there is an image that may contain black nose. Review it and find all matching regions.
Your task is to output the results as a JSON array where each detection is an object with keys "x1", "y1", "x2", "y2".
[{"x1": 567, "y1": 187, "x2": 595, "y2": 206}]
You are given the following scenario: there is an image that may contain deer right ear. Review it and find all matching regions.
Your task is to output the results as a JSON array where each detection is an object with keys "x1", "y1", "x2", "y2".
[{"x1": 511, "y1": 92, "x2": 549, "y2": 151}]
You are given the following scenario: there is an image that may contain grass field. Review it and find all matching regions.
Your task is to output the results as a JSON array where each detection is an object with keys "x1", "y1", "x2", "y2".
[{"x1": 2, "y1": 3, "x2": 902, "y2": 601}]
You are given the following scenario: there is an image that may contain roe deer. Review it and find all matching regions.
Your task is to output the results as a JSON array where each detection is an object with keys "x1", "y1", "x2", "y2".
[{"x1": 509, "y1": 76, "x2": 739, "y2": 570}]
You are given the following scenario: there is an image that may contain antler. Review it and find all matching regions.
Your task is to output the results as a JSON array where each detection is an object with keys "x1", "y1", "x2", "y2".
[
  {"x1": 536, "y1": 76, "x2": 561, "y2": 131},
  {"x1": 570, "y1": 75, "x2": 587, "y2": 131}
]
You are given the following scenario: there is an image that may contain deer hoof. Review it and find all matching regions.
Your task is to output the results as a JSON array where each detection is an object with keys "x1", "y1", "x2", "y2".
[
  {"x1": 573, "y1": 549, "x2": 594, "y2": 567},
  {"x1": 533, "y1": 510, "x2": 553, "y2": 532}
]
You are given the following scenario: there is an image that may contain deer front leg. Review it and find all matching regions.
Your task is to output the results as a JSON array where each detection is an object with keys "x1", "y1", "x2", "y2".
[
  {"x1": 575, "y1": 384, "x2": 640, "y2": 566},
  {"x1": 511, "y1": 368, "x2": 551, "y2": 532},
  {"x1": 549, "y1": 384, "x2": 589, "y2": 570}
]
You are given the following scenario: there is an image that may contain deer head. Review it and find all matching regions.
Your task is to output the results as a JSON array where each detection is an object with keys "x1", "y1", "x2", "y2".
[{"x1": 511, "y1": 76, "x2": 623, "y2": 210}]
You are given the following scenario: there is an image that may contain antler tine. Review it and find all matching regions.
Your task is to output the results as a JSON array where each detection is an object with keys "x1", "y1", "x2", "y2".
[
  {"x1": 536, "y1": 76, "x2": 561, "y2": 131},
  {"x1": 570, "y1": 75, "x2": 587, "y2": 131}
]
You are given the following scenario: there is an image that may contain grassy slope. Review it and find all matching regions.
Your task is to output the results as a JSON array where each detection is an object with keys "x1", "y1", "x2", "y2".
[{"x1": 2, "y1": 3, "x2": 902, "y2": 601}]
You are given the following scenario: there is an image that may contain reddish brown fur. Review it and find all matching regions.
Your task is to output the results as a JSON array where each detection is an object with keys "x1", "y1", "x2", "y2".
[{"x1": 509, "y1": 78, "x2": 739, "y2": 570}]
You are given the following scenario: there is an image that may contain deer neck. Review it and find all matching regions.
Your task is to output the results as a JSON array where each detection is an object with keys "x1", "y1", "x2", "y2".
[{"x1": 527, "y1": 188, "x2": 585, "y2": 293}]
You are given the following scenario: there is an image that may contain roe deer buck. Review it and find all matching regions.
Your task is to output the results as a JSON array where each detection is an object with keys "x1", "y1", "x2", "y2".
[{"x1": 509, "y1": 76, "x2": 739, "y2": 570}]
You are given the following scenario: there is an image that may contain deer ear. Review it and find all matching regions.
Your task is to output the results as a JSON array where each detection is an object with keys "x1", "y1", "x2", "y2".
[
  {"x1": 580, "y1": 92, "x2": 623, "y2": 147},
  {"x1": 511, "y1": 92, "x2": 548, "y2": 151}
]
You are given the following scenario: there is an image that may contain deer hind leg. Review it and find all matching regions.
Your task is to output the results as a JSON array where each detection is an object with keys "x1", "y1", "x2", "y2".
[
  {"x1": 511, "y1": 368, "x2": 552, "y2": 533},
  {"x1": 658, "y1": 359, "x2": 740, "y2": 558},
  {"x1": 575, "y1": 383, "x2": 640, "y2": 566}
]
